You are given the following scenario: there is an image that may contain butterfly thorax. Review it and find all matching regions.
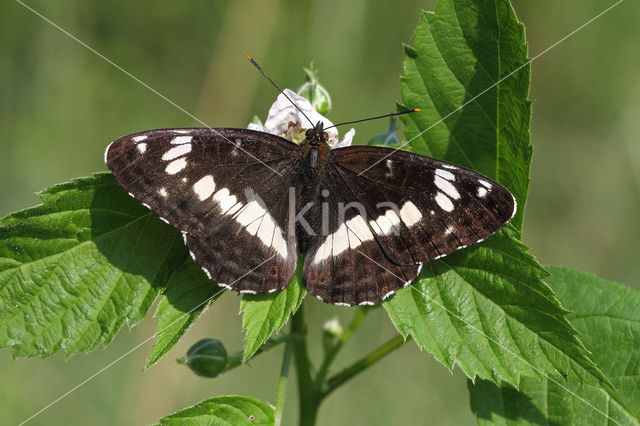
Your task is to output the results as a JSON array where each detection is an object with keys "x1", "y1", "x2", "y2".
[{"x1": 301, "y1": 121, "x2": 330, "y2": 176}]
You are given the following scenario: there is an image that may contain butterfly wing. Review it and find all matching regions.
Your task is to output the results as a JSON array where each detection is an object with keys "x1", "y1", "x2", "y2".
[
  {"x1": 302, "y1": 145, "x2": 516, "y2": 305},
  {"x1": 106, "y1": 128, "x2": 299, "y2": 293},
  {"x1": 302, "y1": 171, "x2": 420, "y2": 306},
  {"x1": 331, "y1": 146, "x2": 517, "y2": 264}
]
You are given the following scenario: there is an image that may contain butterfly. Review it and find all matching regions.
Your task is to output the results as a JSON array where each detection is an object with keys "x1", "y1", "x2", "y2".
[{"x1": 105, "y1": 95, "x2": 516, "y2": 307}]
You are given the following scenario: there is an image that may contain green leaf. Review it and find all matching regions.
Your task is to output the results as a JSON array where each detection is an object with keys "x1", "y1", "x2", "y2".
[
  {"x1": 146, "y1": 260, "x2": 225, "y2": 368},
  {"x1": 0, "y1": 173, "x2": 195, "y2": 359},
  {"x1": 384, "y1": 233, "x2": 610, "y2": 388},
  {"x1": 400, "y1": 0, "x2": 532, "y2": 235},
  {"x1": 157, "y1": 395, "x2": 274, "y2": 426},
  {"x1": 240, "y1": 256, "x2": 305, "y2": 360},
  {"x1": 468, "y1": 267, "x2": 640, "y2": 425}
]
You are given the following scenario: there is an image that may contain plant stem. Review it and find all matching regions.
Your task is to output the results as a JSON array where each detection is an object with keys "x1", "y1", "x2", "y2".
[
  {"x1": 291, "y1": 303, "x2": 319, "y2": 426},
  {"x1": 316, "y1": 308, "x2": 368, "y2": 388},
  {"x1": 274, "y1": 336, "x2": 294, "y2": 426},
  {"x1": 321, "y1": 334, "x2": 408, "y2": 399}
]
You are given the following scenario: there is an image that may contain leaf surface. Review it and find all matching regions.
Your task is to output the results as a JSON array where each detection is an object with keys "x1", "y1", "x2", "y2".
[
  {"x1": 240, "y1": 257, "x2": 305, "y2": 360},
  {"x1": 157, "y1": 395, "x2": 274, "y2": 426},
  {"x1": 147, "y1": 260, "x2": 225, "y2": 367},
  {"x1": 385, "y1": 234, "x2": 609, "y2": 388},
  {"x1": 468, "y1": 267, "x2": 640, "y2": 425},
  {"x1": 400, "y1": 0, "x2": 532, "y2": 234},
  {"x1": 0, "y1": 173, "x2": 214, "y2": 361}
]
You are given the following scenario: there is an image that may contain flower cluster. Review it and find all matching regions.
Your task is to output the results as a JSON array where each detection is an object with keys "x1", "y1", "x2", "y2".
[{"x1": 248, "y1": 89, "x2": 355, "y2": 149}]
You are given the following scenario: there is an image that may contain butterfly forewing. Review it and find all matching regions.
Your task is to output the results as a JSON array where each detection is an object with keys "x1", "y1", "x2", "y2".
[
  {"x1": 106, "y1": 128, "x2": 299, "y2": 293},
  {"x1": 330, "y1": 146, "x2": 517, "y2": 265}
]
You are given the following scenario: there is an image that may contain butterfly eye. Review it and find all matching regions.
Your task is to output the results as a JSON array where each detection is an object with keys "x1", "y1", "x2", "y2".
[
  {"x1": 323, "y1": 132, "x2": 328, "y2": 140},
  {"x1": 305, "y1": 129, "x2": 313, "y2": 138}
]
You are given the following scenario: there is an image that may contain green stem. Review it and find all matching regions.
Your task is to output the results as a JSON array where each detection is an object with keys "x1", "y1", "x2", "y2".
[
  {"x1": 291, "y1": 303, "x2": 319, "y2": 426},
  {"x1": 321, "y1": 334, "x2": 408, "y2": 400},
  {"x1": 316, "y1": 308, "x2": 368, "y2": 388},
  {"x1": 274, "y1": 336, "x2": 294, "y2": 426}
]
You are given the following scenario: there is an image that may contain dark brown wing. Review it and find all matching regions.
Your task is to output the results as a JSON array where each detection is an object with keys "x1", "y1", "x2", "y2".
[
  {"x1": 106, "y1": 127, "x2": 299, "y2": 293},
  {"x1": 330, "y1": 146, "x2": 516, "y2": 265},
  {"x1": 302, "y1": 145, "x2": 516, "y2": 306}
]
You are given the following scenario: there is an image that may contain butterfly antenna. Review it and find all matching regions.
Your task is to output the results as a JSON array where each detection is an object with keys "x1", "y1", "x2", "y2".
[
  {"x1": 324, "y1": 108, "x2": 420, "y2": 130},
  {"x1": 246, "y1": 55, "x2": 315, "y2": 127}
]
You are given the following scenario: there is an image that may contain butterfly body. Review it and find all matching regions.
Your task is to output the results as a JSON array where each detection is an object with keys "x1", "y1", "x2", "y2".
[{"x1": 106, "y1": 124, "x2": 516, "y2": 306}]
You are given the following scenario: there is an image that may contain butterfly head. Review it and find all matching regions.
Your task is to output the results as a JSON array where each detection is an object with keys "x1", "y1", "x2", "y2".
[{"x1": 305, "y1": 121, "x2": 329, "y2": 147}]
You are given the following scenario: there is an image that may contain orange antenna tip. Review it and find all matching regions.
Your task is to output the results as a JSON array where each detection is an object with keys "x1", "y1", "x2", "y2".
[
  {"x1": 413, "y1": 108, "x2": 421, "y2": 112},
  {"x1": 246, "y1": 55, "x2": 253, "y2": 60}
]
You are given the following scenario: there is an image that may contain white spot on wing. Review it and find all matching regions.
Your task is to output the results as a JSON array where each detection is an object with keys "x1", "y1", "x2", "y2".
[
  {"x1": 435, "y1": 192, "x2": 454, "y2": 212},
  {"x1": 347, "y1": 215, "x2": 374, "y2": 243},
  {"x1": 137, "y1": 143, "x2": 147, "y2": 154},
  {"x1": 171, "y1": 135, "x2": 193, "y2": 145},
  {"x1": 234, "y1": 199, "x2": 287, "y2": 258},
  {"x1": 212, "y1": 188, "x2": 237, "y2": 214},
  {"x1": 235, "y1": 201, "x2": 266, "y2": 226},
  {"x1": 165, "y1": 158, "x2": 187, "y2": 174},
  {"x1": 314, "y1": 214, "x2": 379, "y2": 264},
  {"x1": 335, "y1": 302, "x2": 350, "y2": 307},
  {"x1": 257, "y1": 215, "x2": 276, "y2": 249},
  {"x1": 158, "y1": 187, "x2": 168, "y2": 198},
  {"x1": 163, "y1": 143, "x2": 192, "y2": 161},
  {"x1": 226, "y1": 202, "x2": 243, "y2": 216},
  {"x1": 193, "y1": 175, "x2": 216, "y2": 201},
  {"x1": 104, "y1": 142, "x2": 112, "y2": 164},
  {"x1": 272, "y1": 230, "x2": 288, "y2": 259},
  {"x1": 477, "y1": 187, "x2": 488, "y2": 198},
  {"x1": 331, "y1": 222, "x2": 350, "y2": 258},
  {"x1": 400, "y1": 201, "x2": 422, "y2": 227},
  {"x1": 358, "y1": 301, "x2": 375, "y2": 306},
  {"x1": 240, "y1": 289, "x2": 257, "y2": 294},
  {"x1": 441, "y1": 164, "x2": 458, "y2": 170},
  {"x1": 382, "y1": 290, "x2": 395, "y2": 300},
  {"x1": 479, "y1": 179, "x2": 492, "y2": 189},
  {"x1": 435, "y1": 175, "x2": 460, "y2": 200},
  {"x1": 385, "y1": 209, "x2": 401, "y2": 227},
  {"x1": 132, "y1": 135, "x2": 148, "y2": 142},
  {"x1": 435, "y1": 169, "x2": 455, "y2": 181}
]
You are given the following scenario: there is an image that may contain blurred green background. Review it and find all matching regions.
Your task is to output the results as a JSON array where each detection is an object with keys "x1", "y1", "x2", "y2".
[{"x1": 1, "y1": 0, "x2": 638, "y2": 425}]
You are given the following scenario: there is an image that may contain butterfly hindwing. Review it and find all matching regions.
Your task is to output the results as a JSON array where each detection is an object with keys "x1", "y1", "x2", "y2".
[
  {"x1": 302, "y1": 168, "x2": 420, "y2": 306},
  {"x1": 105, "y1": 128, "x2": 299, "y2": 293}
]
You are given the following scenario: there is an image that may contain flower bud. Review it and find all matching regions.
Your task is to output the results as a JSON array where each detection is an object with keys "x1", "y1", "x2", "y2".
[
  {"x1": 297, "y1": 65, "x2": 332, "y2": 115},
  {"x1": 177, "y1": 338, "x2": 228, "y2": 378},
  {"x1": 322, "y1": 317, "x2": 343, "y2": 352}
]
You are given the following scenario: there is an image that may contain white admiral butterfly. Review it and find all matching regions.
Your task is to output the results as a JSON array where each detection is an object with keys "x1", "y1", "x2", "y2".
[{"x1": 105, "y1": 65, "x2": 516, "y2": 307}]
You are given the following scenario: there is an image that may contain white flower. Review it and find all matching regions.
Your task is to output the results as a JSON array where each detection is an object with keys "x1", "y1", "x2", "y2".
[{"x1": 248, "y1": 89, "x2": 355, "y2": 149}]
